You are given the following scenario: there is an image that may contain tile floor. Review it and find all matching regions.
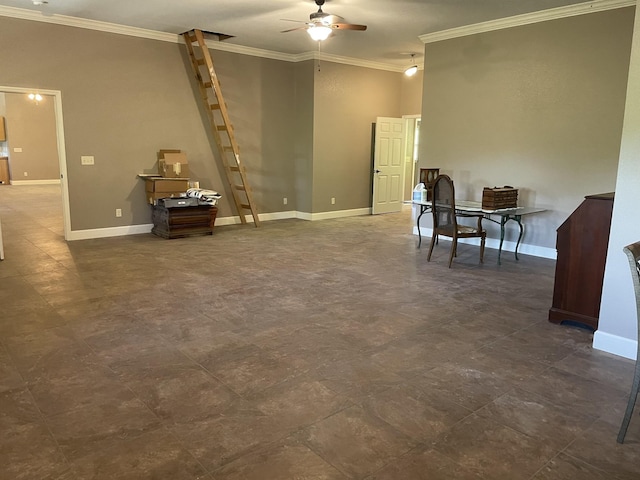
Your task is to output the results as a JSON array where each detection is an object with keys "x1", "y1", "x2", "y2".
[{"x1": 1, "y1": 184, "x2": 640, "y2": 479}]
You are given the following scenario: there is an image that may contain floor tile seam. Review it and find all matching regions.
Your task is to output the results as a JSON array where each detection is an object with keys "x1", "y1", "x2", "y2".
[
  {"x1": 524, "y1": 363, "x2": 631, "y2": 407},
  {"x1": 553, "y1": 448, "x2": 618, "y2": 479},
  {"x1": 207, "y1": 438, "x2": 346, "y2": 479},
  {"x1": 429, "y1": 410, "x2": 558, "y2": 480},
  {"x1": 187, "y1": 348, "x2": 291, "y2": 400},
  {"x1": 471, "y1": 386, "x2": 598, "y2": 449},
  {"x1": 21, "y1": 379, "x2": 77, "y2": 475},
  {"x1": 551, "y1": 355, "x2": 634, "y2": 398},
  {"x1": 525, "y1": 449, "x2": 567, "y2": 480}
]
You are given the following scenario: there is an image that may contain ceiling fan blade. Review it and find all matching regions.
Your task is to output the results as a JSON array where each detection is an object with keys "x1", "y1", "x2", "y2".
[
  {"x1": 280, "y1": 18, "x2": 307, "y2": 23},
  {"x1": 331, "y1": 23, "x2": 367, "y2": 31},
  {"x1": 281, "y1": 26, "x2": 309, "y2": 33}
]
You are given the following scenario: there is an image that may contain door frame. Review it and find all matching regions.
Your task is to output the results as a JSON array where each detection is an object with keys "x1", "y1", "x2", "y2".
[
  {"x1": 0, "y1": 85, "x2": 70, "y2": 240},
  {"x1": 402, "y1": 114, "x2": 421, "y2": 202}
]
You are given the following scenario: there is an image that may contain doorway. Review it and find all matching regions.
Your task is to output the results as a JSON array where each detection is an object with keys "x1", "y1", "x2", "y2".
[
  {"x1": 371, "y1": 115, "x2": 421, "y2": 215},
  {"x1": 0, "y1": 86, "x2": 70, "y2": 241},
  {"x1": 402, "y1": 115, "x2": 421, "y2": 202}
]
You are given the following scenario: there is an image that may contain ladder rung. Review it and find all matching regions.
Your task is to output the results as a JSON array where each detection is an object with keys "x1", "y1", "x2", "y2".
[
  {"x1": 229, "y1": 166, "x2": 240, "y2": 171},
  {"x1": 196, "y1": 58, "x2": 206, "y2": 65},
  {"x1": 217, "y1": 125, "x2": 228, "y2": 131},
  {"x1": 209, "y1": 104, "x2": 220, "y2": 110},
  {"x1": 203, "y1": 82, "x2": 213, "y2": 89},
  {"x1": 234, "y1": 185, "x2": 246, "y2": 190},
  {"x1": 223, "y1": 146, "x2": 234, "y2": 152},
  {"x1": 240, "y1": 204, "x2": 252, "y2": 210}
]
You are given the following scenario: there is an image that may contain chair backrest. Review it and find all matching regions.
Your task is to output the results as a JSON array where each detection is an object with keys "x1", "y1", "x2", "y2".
[
  {"x1": 623, "y1": 242, "x2": 640, "y2": 348},
  {"x1": 432, "y1": 174, "x2": 456, "y2": 232}
]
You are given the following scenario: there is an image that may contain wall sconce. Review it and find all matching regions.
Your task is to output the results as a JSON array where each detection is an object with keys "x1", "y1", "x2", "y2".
[{"x1": 404, "y1": 54, "x2": 418, "y2": 77}]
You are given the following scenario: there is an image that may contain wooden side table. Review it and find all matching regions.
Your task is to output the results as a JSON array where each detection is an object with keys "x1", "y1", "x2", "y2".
[{"x1": 151, "y1": 205, "x2": 218, "y2": 239}]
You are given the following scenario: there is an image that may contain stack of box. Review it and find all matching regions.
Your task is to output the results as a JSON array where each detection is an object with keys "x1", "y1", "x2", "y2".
[
  {"x1": 144, "y1": 150, "x2": 191, "y2": 205},
  {"x1": 482, "y1": 186, "x2": 518, "y2": 210}
]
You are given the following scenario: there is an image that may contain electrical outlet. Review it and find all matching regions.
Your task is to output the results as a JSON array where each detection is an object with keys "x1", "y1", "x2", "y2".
[
  {"x1": 283, "y1": 197, "x2": 288, "y2": 205},
  {"x1": 115, "y1": 208, "x2": 122, "y2": 217},
  {"x1": 81, "y1": 155, "x2": 95, "y2": 165},
  {"x1": 23, "y1": 172, "x2": 28, "y2": 177},
  {"x1": 331, "y1": 197, "x2": 336, "y2": 205}
]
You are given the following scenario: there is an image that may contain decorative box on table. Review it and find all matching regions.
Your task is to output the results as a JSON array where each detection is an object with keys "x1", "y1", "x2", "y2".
[{"x1": 482, "y1": 187, "x2": 518, "y2": 210}]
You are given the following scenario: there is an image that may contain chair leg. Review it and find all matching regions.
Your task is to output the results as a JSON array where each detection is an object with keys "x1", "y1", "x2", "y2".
[
  {"x1": 448, "y1": 239, "x2": 456, "y2": 268},
  {"x1": 480, "y1": 235, "x2": 486, "y2": 263},
  {"x1": 618, "y1": 360, "x2": 640, "y2": 443},
  {"x1": 427, "y1": 233, "x2": 437, "y2": 261}
]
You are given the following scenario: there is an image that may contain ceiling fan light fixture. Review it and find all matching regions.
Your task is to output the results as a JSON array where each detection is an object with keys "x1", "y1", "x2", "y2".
[
  {"x1": 404, "y1": 54, "x2": 419, "y2": 77},
  {"x1": 307, "y1": 25, "x2": 332, "y2": 42},
  {"x1": 404, "y1": 65, "x2": 418, "y2": 77}
]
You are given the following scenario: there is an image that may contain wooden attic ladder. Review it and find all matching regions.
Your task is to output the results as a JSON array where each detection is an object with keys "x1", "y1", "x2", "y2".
[{"x1": 183, "y1": 29, "x2": 260, "y2": 226}]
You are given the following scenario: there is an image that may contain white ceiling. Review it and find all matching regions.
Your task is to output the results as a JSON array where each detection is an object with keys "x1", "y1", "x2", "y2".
[{"x1": 0, "y1": 0, "x2": 602, "y2": 67}]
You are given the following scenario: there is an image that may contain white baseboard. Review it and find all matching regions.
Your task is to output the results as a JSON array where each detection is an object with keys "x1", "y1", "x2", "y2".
[
  {"x1": 593, "y1": 330, "x2": 637, "y2": 360},
  {"x1": 299, "y1": 207, "x2": 371, "y2": 221},
  {"x1": 215, "y1": 210, "x2": 298, "y2": 226},
  {"x1": 10, "y1": 179, "x2": 61, "y2": 185},
  {"x1": 66, "y1": 208, "x2": 371, "y2": 240},
  {"x1": 67, "y1": 223, "x2": 153, "y2": 240},
  {"x1": 414, "y1": 226, "x2": 557, "y2": 260}
]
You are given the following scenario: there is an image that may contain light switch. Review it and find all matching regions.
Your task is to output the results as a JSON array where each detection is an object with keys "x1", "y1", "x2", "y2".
[
  {"x1": 81, "y1": 155, "x2": 95, "y2": 165},
  {"x1": 13, "y1": 147, "x2": 22, "y2": 153}
]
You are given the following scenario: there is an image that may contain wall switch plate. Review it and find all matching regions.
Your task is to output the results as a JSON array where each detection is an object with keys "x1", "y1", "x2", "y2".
[
  {"x1": 81, "y1": 155, "x2": 95, "y2": 165},
  {"x1": 13, "y1": 147, "x2": 22, "y2": 153},
  {"x1": 115, "y1": 208, "x2": 122, "y2": 217},
  {"x1": 331, "y1": 197, "x2": 336, "y2": 205},
  {"x1": 283, "y1": 197, "x2": 288, "y2": 205},
  {"x1": 23, "y1": 172, "x2": 28, "y2": 177}
]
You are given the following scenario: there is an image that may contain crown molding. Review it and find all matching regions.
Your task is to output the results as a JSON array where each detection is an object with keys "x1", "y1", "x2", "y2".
[
  {"x1": 0, "y1": 5, "x2": 178, "y2": 42},
  {"x1": 0, "y1": 5, "x2": 403, "y2": 71},
  {"x1": 420, "y1": 0, "x2": 636, "y2": 44}
]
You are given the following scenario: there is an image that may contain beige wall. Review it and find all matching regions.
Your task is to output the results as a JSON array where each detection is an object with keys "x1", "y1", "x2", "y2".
[
  {"x1": 312, "y1": 62, "x2": 403, "y2": 212},
  {"x1": 293, "y1": 61, "x2": 315, "y2": 214},
  {"x1": 0, "y1": 15, "x2": 419, "y2": 232},
  {"x1": 401, "y1": 70, "x2": 424, "y2": 116},
  {"x1": 3, "y1": 92, "x2": 59, "y2": 182},
  {"x1": 419, "y1": 7, "x2": 634, "y2": 250}
]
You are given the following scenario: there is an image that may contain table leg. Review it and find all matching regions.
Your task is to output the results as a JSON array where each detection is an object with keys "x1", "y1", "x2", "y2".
[
  {"x1": 498, "y1": 216, "x2": 508, "y2": 265},
  {"x1": 416, "y1": 205, "x2": 427, "y2": 248},
  {"x1": 514, "y1": 215, "x2": 524, "y2": 261}
]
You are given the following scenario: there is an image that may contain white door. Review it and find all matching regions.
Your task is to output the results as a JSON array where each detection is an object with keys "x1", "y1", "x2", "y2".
[{"x1": 372, "y1": 117, "x2": 405, "y2": 214}]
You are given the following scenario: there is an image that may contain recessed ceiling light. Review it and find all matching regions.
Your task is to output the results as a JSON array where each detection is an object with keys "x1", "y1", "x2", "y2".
[{"x1": 32, "y1": 1, "x2": 49, "y2": 5}]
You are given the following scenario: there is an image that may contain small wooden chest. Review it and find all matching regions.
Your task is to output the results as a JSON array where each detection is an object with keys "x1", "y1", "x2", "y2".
[
  {"x1": 151, "y1": 205, "x2": 218, "y2": 239},
  {"x1": 482, "y1": 187, "x2": 518, "y2": 210}
]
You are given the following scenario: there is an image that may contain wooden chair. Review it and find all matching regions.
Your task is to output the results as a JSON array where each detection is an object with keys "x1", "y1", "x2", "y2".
[
  {"x1": 427, "y1": 174, "x2": 486, "y2": 268},
  {"x1": 617, "y1": 241, "x2": 640, "y2": 443}
]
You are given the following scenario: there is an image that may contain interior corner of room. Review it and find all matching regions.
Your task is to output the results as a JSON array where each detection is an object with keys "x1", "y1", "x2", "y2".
[{"x1": 0, "y1": 2, "x2": 640, "y2": 362}]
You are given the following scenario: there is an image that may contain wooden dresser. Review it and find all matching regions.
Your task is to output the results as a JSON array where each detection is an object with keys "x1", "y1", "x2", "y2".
[
  {"x1": 548, "y1": 193, "x2": 614, "y2": 330},
  {"x1": 151, "y1": 205, "x2": 218, "y2": 239}
]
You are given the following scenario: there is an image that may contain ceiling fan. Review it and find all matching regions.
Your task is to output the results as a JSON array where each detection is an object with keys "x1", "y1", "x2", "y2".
[{"x1": 281, "y1": 0, "x2": 367, "y2": 42}]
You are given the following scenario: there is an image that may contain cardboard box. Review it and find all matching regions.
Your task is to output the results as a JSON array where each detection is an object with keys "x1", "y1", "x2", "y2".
[
  {"x1": 158, "y1": 151, "x2": 190, "y2": 178},
  {"x1": 145, "y1": 178, "x2": 189, "y2": 193}
]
